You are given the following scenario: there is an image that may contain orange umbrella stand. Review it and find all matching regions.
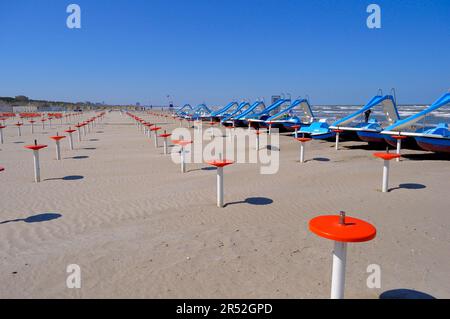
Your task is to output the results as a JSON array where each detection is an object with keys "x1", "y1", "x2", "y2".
[
  {"x1": 291, "y1": 125, "x2": 301, "y2": 138},
  {"x1": 0, "y1": 125, "x2": 5, "y2": 144},
  {"x1": 159, "y1": 131, "x2": 172, "y2": 155},
  {"x1": 64, "y1": 128, "x2": 77, "y2": 150},
  {"x1": 392, "y1": 135, "x2": 407, "y2": 162},
  {"x1": 15, "y1": 122, "x2": 23, "y2": 137},
  {"x1": 151, "y1": 127, "x2": 162, "y2": 147},
  {"x1": 24, "y1": 140, "x2": 48, "y2": 183},
  {"x1": 49, "y1": 133, "x2": 66, "y2": 160},
  {"x1": 173, "y1": 140, "x2": 192, "y2": 173},
  {"x1": 309, "y1": 212, "x2": 376, "y2": 299},
  {"x1": 206, "y1": 157, "x2": 234, "y2": 208},
  {"x1": 296, "y1": 137, "x2": 312, "y2": 163},
  {"x1": 373, "y1": 151, "x2": 401, "y2": 192},
  {"x1": 333, "y1": 129, "x2": 344, "y2": 150}
]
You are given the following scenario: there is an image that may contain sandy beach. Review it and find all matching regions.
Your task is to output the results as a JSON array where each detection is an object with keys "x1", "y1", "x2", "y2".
[{"x1": 0, "y1": 111, "x2": 449, "y2": 299}]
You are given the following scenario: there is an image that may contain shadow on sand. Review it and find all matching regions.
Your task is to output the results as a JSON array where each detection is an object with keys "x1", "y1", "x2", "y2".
[
  {"x1": 401, "y1": 152, "x2": 450, "y2": 161},
  {"x1": 188, "y1": 166, "x2": 217, "y2": 172},
  {"x1": 380, "y1": 289, "x2": 436, "y2": 299},
  {"x1": 0, "y1": 213, "x2": 62, "y2": 225},
  {"x1": 45, "y1": 175, "x2": 84, "y2": 181},
  {"x1": 266, "y1": 145, "x2": 280, "y2": 151},
  {"x1": 344, "y1": 143, "x2": 392, "y2": 151},
  {"x1": 389, "y1": 183, "x2": 426, "y2": 192},
  {"x1": 225, "y1": 197, "x2": 273, "y2": 207},
  {"x1": 309, "y1": 157, "x2": 330, "y2": 162}
]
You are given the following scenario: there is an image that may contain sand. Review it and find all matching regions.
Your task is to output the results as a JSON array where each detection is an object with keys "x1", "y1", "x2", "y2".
[{"x1": 0, "y1": 111, "x2": 449, "y2": 299}]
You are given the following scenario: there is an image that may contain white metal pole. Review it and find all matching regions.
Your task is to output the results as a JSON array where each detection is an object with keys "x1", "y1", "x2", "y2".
[
  {"x1": 164, "y1": 139, "x2": 168, "y2": 155},
  {"x1": 396, "y1": 139, "x2": 401, "y2": 162},
  {"x1": 217, "y1": 166, "x2": 224, "y2": 208},
  {"x1": 0, "y1": 128, "x2": 3, "y2": 144},
  {"x1": 33, "y1": 150, "x2": 41, "y2": 183},
  {"x1": 68, "y1": 133, "x2": 74, "y2": 150},
  {"x1": 18, "y1": 126, "x2": 21, "y2": 137},
  {"x1": 382, "y1": 160, "x2": 390, "y2": 193},
  {"x1": 256, "y1": 134, "x2": 260, "y2": 150},
  {"x1": 300, "y1": 142, "x2": 305, "y2": 163},
  {"x1": 31, "y1": 123, "x2": 34, "y2": 134},
  {"x1": 335, "y1": 132, "x2": 340, "y2": 150},
  {"x1": 55, "y1": 141, "x2": 61, "y2": 160},
  {"x1": 181, "y1": 147, "x2": 186, "y2": 173},
  {"x1": 294, "y1": 128, "x2": 298, "y2": 139},
  {"x1": 154, "y1": 134, "x2": 158, "y2": 148},
  {"x1": 330, "y1": 241, "x2": 347, "y2": 299},
  {"x1": 77, "y1": 128, "x2": 81, "y2": 142},
  {"x1": 269, "y1": 124, "x2": 272, "y2": 136}
]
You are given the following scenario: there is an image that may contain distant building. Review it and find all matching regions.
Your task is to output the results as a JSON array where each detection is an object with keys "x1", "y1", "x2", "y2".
[
  {"x1": 271, "y1": 95, "x2": 282, "y2": 113},
  {"x1": 0, "y1": 104, "x2": 13, "y2": 112},
  {"x1": 271, "y1": 95, "x2": 281, "y2": 104},
  {"x1": 13, "y1": 105, "x2": 38, "y2": 112},
  {"x1": 37, "y1": 105, "x2": 65, "y2": 112}
]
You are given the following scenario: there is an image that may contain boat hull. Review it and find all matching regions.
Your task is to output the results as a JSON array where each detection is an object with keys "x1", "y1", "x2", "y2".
[
  {"x1": 383, "y1": 135, "x2": 420, "y2": 149},
  {"x1": 311, "y1": 131, "x2": 336, "y2": 141},
  {"x1": 415, "y1": 136, "x2": 450, "y2": 153},
  {"x1": 232, "y1": 119, "x2": 249, "y2": 127},
  {"x1": 357, "y1": 130, "x2": 386, "y2": 143}
]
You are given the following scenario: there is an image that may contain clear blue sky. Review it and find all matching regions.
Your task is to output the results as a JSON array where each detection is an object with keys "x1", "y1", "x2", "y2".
[{"x1": 0, "y1": 0, "x2": 449, "y2": 106}]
